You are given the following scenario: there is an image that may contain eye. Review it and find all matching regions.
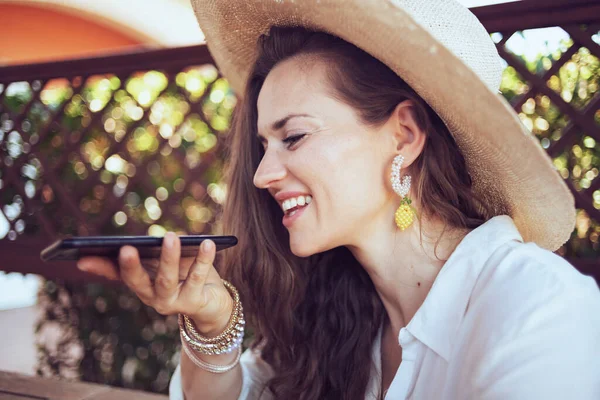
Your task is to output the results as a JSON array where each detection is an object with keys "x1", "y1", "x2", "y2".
[{"x1": 282, "y1": 133, "x2": 306, "y2": 148}]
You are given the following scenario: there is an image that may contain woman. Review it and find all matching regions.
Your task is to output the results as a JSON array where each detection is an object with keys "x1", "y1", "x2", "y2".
[{"x1": 78, "y1": 0, "x2": 600, "y2": 399}]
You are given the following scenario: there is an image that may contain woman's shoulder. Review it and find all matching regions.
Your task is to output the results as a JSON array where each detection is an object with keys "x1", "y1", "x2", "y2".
[
  {"x1": 482, "y1": 240, "x2": 597, "y2": 297},
  {"x1": 452, "y1": 243, "x2": 600, "y2": 399},
  {"x1": 467, "y1": 240, "x2": 600, "y2": 335}
]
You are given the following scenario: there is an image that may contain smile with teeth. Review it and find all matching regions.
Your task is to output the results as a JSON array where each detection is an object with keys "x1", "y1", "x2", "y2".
[{"x1": 281, "y1": 195, "x2": 312, "y2": 216}]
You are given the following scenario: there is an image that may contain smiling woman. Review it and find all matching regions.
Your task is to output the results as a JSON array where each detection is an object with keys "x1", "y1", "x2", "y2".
[
  {"x1": 159, "y1": 0, "x2": 598, "y2": 399},
  {"x1": 248, "y1": 39, "x2": 489, "y2": 259},
  {"x1": 184, "y1": 24, "x2": 499, "y2": 398}
]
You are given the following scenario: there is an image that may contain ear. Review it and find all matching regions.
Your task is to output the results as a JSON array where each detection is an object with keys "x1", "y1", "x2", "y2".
[{"x1": 387, "y1": 100, "x2": 427, "y2": 168}]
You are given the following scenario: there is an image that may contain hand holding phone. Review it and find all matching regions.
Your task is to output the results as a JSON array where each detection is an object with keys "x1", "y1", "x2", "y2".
[
  {"x1": 75, "y1": 232, "x2": 236, "y2": 337},
  {"x1": 40, "y1": 234, "x2": 236, "y2": 279}
]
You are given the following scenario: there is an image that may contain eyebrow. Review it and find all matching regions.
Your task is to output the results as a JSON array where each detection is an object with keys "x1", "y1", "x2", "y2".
[{"x1": 257, "y1": 113, "x2": 314, "y2": 141}]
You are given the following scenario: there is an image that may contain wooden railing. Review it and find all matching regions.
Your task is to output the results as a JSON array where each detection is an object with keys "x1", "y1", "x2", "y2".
[
  {"x1": 0, "y1": 45, "x2": 229, "y2": 283},
  {"x1": 0, "y1": 370, "x2": 168, "y2": 400}
]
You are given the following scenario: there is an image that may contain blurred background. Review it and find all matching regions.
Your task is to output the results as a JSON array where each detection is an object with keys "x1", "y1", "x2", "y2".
[{"x1": 0, "y1": 0, "x2": 598, "y2": 396}]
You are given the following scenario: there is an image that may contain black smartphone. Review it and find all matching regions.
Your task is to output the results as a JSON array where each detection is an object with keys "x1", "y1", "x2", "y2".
[{"x1": 40, "y1": 235, "x2": 238, "y2": 262}]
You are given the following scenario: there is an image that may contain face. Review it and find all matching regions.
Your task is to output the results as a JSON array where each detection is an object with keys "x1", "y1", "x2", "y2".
[{"x1": 254, "y1": 57, "x2": 395, "y2": 257}]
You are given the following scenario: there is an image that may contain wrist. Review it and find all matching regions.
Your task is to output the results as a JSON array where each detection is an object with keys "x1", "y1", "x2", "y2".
[
  {"x1": 179, "y1": 279, "x2": 245, "y2": 357},
  {"x1": 192, "y1": 295, "x2": 234, "y2": 337}
]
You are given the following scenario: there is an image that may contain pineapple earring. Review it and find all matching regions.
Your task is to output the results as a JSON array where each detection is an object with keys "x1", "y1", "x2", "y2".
[{"x1": 391, "y1": 154, "x2": 415, "y2": 231}]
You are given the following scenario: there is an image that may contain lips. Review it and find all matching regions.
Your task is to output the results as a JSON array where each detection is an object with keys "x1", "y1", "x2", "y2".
[
  {"x1": 280, "y1": 194, "x2": 313, "y2": 214},
  {"x1": 282, "y1": 201, "x2": 310, "y2": 228},
  {"x1": 286, "y1": 204, "x2": 306, "y2": 216}
]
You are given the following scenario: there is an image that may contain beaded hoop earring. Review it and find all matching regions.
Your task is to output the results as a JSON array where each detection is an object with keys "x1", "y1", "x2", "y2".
[{"x1": 390, "y1": 154, "x2": 415, "y2": 230}]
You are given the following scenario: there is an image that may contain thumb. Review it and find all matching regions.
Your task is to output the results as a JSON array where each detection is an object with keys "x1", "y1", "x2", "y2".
[{"x1": 179, "y1": 239, "x2": 216, "y2": 300}]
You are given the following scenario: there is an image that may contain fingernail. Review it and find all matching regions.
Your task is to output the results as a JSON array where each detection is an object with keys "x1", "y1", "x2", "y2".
[
  {"x1": 201, "y1": 240, "x2": 211, "y2": 252},
  {"x1": 77, "y1": 262, "x2": 87, "y2": 271},
  {"x1": 165, "y1": 232, "x2": 174, "y2": 248}
]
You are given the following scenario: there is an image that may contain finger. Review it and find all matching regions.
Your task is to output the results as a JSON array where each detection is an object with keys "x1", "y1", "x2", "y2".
[
  {"x1": 140, "y1": 259, "x2": 160, "y2": 280},
  {"x1": 141, "y1": 258, "x2": 192, "y2": 281},
  {"x1": 179, "y1": 239, "x2": 216, "y2": 305},
  {"x1": 118, "y1": 245, "x2": 155, "y2": 302},
  {"x1": 155, "y1": 231, "x2": 181, "y2": 300},
  {"x1": 178, "y1": 257, "x2": 197, "y2": 280},
  {"x1": 77, "y1": 257, "x2": 120, "y2": 280}
]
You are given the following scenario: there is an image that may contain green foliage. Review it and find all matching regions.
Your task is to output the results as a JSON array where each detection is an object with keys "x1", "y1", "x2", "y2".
[{"x1": 499, "y1": 37, "x2": 600, "y2": 259}]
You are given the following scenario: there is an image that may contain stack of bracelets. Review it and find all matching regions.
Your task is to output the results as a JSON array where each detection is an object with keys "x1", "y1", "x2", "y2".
[{"x1": 178, "y1": 279, "x2": 245, "y2": 373}]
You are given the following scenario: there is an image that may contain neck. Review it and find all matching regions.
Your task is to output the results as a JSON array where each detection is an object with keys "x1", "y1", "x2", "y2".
[{"x1": 346, "y1": 206, "x2": 468, "y2": 339}]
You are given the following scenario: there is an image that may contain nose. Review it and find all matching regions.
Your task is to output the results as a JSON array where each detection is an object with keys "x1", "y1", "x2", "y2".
[{"x1": 253, "y1": 147, "x2": 287, "y2": 189}]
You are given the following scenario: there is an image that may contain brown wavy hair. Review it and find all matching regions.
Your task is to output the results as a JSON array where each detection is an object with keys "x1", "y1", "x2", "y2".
[{"x1": 215, "y1": 26, "x2": 492, "y2": 399}]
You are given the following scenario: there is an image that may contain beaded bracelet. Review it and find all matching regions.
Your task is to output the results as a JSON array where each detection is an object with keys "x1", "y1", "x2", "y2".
[
  {"x1": 178, "y1": 279, "x2": 245, "y2": 355},
  {"x1": 184, "y1": 280, "x2": 243, "y2": 344},
  {"x1": 180, "y1": 332, "x2": 242, "y2": 374},
  {"x1": 179, "y1": 313, "x2": 245, "y2": 355}
]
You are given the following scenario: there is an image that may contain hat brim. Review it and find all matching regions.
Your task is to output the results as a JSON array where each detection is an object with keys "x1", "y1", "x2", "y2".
[{"x1": 191, "y1": 0, "x2": 575, "y2": 251}]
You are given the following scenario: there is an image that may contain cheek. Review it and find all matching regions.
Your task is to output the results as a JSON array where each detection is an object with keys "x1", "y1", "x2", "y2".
[{"x1": 300, "y1": 136, "x2": 382, "y2": 211}]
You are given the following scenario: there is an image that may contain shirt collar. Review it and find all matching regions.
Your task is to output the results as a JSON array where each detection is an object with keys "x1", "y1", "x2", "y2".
[{"x1": 404, "y1": 215, "x2": 523, "y2": 361}]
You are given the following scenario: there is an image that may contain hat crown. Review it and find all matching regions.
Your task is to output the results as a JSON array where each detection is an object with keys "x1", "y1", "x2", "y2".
[{"x1": 389, "y1": 0, "x2": 504, "y2": 93}]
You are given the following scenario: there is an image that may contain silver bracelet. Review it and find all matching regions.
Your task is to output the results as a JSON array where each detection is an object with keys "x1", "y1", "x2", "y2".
[{"x1": 181, "y1": 331, "x2": 242, "y2": 373}]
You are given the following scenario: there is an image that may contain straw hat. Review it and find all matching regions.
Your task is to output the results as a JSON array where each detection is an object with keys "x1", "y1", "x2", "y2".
[{"x1": 190, "y1": 0, "x2": 576, "y2": 251}]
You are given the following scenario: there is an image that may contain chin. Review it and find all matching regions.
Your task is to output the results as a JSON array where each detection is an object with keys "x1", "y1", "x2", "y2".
[
  {"x1": 289, "y1": 237, "x2": 336, "y2": 258},
  {"x1": 289, "y1": 240, "x2": 319, "y2": 258},
  {"x1": 290, "y1": 245, "x2": 314, "y2": 258}
]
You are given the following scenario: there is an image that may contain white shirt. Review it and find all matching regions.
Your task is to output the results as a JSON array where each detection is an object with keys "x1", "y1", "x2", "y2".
[{"x1": 169, "y1": 215, "x2": 600, "y2": 399}]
